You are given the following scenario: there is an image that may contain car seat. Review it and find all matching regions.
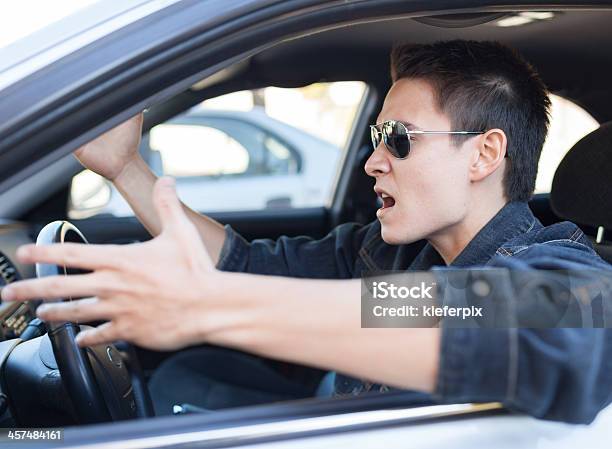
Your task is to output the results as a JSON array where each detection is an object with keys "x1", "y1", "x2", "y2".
[{"x1": 550, "y1": 121, "x2": 612, "y2": 263}]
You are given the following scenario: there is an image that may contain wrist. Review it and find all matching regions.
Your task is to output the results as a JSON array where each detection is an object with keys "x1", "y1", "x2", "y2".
[{"x1": 112, "y1": 154, "x2": 149, "y2": 186}]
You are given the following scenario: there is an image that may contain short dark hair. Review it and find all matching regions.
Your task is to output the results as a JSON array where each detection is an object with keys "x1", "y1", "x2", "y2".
[{"x1": 390, "y1": 40, "x2": 551, "y2": 202}]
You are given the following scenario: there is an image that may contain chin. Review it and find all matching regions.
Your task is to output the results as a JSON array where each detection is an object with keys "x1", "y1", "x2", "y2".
[{"x1": 380, "y1": 223, "x2": 420, "y2": 246}]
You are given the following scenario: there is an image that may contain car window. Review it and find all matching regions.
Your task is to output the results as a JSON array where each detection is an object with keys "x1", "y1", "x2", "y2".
[
  {"x1": 535, "y1": 94, "x2": 599, "y2": 193},
  {"x1": 148, "y1": 118, "x2": 300, "y2": 178},
  {"x1": 149, "y1": 124, "x2": 253, "y2": 177},
  {"x1": 69, "y1": 81, "x2": 367, "y2": 218}
]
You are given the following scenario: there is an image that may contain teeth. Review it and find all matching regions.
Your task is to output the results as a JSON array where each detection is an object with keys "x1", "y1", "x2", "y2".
[{"x1": 381, "y1": 193, "x2": 389, "y2": 198}]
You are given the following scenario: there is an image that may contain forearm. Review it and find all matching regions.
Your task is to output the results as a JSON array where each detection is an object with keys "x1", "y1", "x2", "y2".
[
  {"x1": 113, "y1": 156, "x2": 226, "y2": 263},
  {"x1": 203, "y1": 273, "x2": 440, "y2": 392}
]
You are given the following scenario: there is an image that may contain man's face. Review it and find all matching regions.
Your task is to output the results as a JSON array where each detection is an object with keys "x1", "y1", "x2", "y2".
[{"x1": 365, "y1": 78, "x2": 476, "y2": 245}]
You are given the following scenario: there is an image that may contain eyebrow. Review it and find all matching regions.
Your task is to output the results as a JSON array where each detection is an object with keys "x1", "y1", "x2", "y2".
[{"x1": 375, "y1": 118, "x2": 421, "y2": 130}]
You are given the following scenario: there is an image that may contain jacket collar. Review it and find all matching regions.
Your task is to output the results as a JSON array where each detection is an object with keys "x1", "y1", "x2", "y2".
[{"x1": 409, "y1": 201, "x2": 539, "y2": 270}]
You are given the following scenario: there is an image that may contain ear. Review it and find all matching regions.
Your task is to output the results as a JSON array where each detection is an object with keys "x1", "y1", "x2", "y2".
[{"x1": 469, "y1": 128, "x2": 507, "y2": 182}]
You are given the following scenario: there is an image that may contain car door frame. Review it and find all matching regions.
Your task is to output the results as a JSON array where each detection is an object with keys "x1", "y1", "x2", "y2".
[{"x1": 43, "y1": 395, "x2": 506, "y2": 449}]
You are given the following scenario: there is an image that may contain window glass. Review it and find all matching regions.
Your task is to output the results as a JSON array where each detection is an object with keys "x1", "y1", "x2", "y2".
[
  {"x1": 150, "y1": 124, "x2": 250, "y2": 177},
  {"x1": 67, "y1": 169, "x2": 111, "y2": 219},
  {"x1": 263, "y1": 135, "x2": 298, "y2": 175},
  {"x1": 69, "y1": 81, "x2": 367, "y2": 218},
  {"x1": 535, "y1": 94, "x2": 599, "y2": 193}
]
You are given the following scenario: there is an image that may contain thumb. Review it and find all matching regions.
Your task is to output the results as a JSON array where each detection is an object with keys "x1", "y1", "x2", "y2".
[{"x1": 153, "y1": 177, "x2": 188, "y2": 231}]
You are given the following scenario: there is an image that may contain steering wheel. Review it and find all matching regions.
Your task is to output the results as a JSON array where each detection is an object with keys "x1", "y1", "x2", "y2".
[{"x1": 34, "y1": 220, "x2": 154, "y2": 423}]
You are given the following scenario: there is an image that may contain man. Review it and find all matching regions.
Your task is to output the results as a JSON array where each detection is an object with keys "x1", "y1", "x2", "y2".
[{"x1": 2, "y1": 40, "x2": 611, "y2": 423}]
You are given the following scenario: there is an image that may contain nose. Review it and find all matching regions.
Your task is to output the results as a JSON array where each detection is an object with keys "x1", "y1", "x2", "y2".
[{"x1": 364, "y1": 142, "x2": 392, "y2": 178}]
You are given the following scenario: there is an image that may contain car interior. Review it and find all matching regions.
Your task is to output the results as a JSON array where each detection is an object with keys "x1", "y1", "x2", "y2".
[{"x1": 0, "y1": 7, "x2": 611, "y2": 429}]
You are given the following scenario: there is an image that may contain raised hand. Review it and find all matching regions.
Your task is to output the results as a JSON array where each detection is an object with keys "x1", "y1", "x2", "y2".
[{"x1": 74, "y1": 113, "x2": 144, "y2": 181}]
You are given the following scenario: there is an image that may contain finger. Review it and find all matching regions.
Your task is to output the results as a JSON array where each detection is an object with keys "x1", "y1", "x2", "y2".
[
  {"x1": 1, "y1": 273, "x2": 106, "y2": 302},
  {"x1": 153, "y1": 177, "x2": 188, "y2": 231},
  {"x1": 73, "y1": 146, "x2": 86, "y2": 158},
  {"x1": 15, "y1": 242, "x2": 122, "y2": 270},
  {"x1": 36, "y1": 297, "x2": 117, "y2": 323},
  {"x1": 75, "y1": 322, "x2": 118, "y2": 347},
  {"x1": 122, "y1": 113, "x2": 143, "y2": 129}
]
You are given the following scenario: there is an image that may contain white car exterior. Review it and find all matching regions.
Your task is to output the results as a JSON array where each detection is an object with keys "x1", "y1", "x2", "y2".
[{"x1": 97, "y1": 107, "x2": 341, "y2": 216}]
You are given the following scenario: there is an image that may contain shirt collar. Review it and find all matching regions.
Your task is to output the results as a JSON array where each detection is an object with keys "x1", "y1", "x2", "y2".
[{"x1": 409, "y1": 201, "x2": 538, "y2": 270}]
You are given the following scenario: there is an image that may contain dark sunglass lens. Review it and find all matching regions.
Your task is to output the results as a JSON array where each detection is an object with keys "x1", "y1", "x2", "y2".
[
  {"x1": 370, "y1": 126, "x2": 381, "y2": 149},
  {"x1": 384, "y1": 121, "x2": 410, "y2": 158}
]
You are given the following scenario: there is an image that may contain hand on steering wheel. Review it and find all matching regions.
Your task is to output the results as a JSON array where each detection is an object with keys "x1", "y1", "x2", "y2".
[{"x1": 1, "y1": 178, "x2": 220, "y2": 350}]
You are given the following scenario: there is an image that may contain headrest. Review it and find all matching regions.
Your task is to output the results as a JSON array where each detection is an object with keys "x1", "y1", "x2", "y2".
[{"x1": 551, "y1": 121, "x2": 612, "y2": 230}]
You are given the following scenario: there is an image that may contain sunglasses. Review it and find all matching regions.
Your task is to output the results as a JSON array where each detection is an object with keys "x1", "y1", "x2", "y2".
[{"x1": 370, "y1": 120, "x2": 485, "y2": 159}]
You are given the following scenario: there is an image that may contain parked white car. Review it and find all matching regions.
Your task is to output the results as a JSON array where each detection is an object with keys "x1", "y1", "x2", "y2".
[{"x1": 73, "y1": 107, "x2": 341, "y2": 217}]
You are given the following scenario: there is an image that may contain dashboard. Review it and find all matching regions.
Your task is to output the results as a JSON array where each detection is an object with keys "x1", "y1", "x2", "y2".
[{"x1": 0, "y1": 223, "x2": 37, "y2": 341}]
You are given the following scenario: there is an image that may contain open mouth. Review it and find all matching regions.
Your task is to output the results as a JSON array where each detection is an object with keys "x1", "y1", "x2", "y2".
[
  {"x1": 381, "y1": 193, "x2": 396, "y2": 209},
  {"x1": 375, "y1": 189, "x2": 396, "y2": 212}
]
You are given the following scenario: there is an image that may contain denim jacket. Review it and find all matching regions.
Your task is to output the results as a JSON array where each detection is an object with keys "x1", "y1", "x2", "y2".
[{"x1": 217, "y1": 202, "x2": 612, "y2": 424}]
